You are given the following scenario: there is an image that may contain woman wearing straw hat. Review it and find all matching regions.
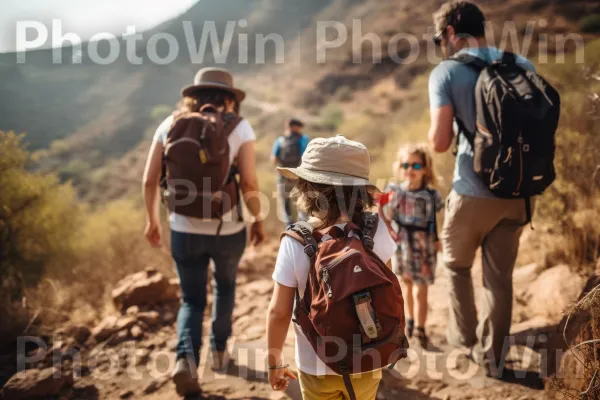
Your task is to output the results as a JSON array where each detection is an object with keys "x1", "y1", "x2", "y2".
[
  {"x1": 142, "y1": 67, "x2": 264, "y2": 396},
  {"x1": 266, "y1": 135, "x2": 397, "y2": 400}
]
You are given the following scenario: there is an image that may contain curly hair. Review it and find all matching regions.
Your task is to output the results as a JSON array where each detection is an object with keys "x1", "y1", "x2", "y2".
[
  {"x1": 175, "y1": 89, "x2": 240, "y2": 117},
  {"x1": 290, "y1": 179, "x2": 375, "y2": 229},
  {"x1": 433, "y1": 1, "x2": 486, "y2": 38}
]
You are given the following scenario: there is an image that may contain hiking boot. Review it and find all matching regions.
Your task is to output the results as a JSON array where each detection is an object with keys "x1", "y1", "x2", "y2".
[
  {"x1": 414, "y1": 327, "x2": 429, "y2": 349},
  {"x1": 406, "y1": 319, "x2": 415, "y2": 339},
  {"x1": 464, "y1": 348, "x2": 504, "y2": 380},
  {"x1": 211, "y1": 350, "x2": 230, "y2": 372},
  {"x1": 172, "y1": 358, "x2": 200, "y2": 397}
]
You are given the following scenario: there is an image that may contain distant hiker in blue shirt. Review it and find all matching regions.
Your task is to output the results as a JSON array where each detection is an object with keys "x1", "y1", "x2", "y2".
[{"x1": 271, "y1": 118, "x2": 310, "y2": 226}]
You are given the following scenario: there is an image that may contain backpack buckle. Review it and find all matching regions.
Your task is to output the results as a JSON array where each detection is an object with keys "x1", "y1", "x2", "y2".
[
  {"x1": 338, "y1": 361, "x2": 350, "y2": 374},
  {"x1": 363, "y1": 236, "x2": 374, "y2": 250},
  {"x1": 303, "y1": 244, "x2": 317, "y2": 258}
]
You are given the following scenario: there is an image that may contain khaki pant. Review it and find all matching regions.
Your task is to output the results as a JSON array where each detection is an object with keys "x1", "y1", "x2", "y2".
[
  {"x1": 298, "y1": 370, "x2": 382, "y2": 400},
  {"x1": 442, "y1": 190, "x2": 531, "y2": 370}
]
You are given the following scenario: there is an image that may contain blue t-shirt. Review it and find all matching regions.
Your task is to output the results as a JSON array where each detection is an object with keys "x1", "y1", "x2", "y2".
[
  {"x1": 428, "y1": 47, "x2": 535, "y2": 198},
  {"x1": 271, "y1": 133, "x2": 310, "y2": 158}
]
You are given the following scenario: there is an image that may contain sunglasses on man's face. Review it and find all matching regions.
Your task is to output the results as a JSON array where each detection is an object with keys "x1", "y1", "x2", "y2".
[
  {"x1": 401, "y1": 162, "x2": 423, "y2": 170},
  {"x1": 432, "y1": 29, "x2": 445, "y2": 46}
]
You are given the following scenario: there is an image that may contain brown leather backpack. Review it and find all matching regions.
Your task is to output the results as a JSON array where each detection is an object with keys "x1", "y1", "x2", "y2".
[
  {"x1": 162, "y1": 104, "x2": 242, "y2": 233},
  {"x1": 281, "y1": 213, "x2": 408, "y2": 400}
]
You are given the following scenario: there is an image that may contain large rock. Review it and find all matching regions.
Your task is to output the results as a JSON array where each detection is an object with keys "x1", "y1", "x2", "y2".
[
  {"x1": 545, "y1": 275, "x2": 600, "y2": 398},
  {"x1": 2, "y1": 368, "x2": 73, "y2": 400},
  {"x1": 137, "y1": 311, "x2": 161, "y2": 327},
  {"x1": 91, "y1": 315, "x2": 136, "y2": 342},
  {"x1": 91, "y1": 316, "x2": 119, "y2": 342},
  {"x1": 55, "y1": 325, "x2": 91, "y2": 345},
  {"x1": 525, "y1": 265, "x2": 586, "y2": 321},
  {"x1": 112, "y1": 268, "x2": 180, "y2": 311}
]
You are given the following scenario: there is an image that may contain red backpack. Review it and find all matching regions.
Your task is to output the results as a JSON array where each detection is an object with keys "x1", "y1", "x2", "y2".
[
  {"x1": 282, "y1": 213, "x2": 408, "y2": 400},
  {"x1": 161, "y1": 104, "x2": 242, "y2": 234}
]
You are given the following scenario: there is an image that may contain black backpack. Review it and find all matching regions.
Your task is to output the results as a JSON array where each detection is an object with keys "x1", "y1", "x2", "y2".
[
  {"x1": 278, "y1": 133, "x2": 303, "y2": 168},
  {"x1": 452, "y1": 52, "x2": 561, "y2": 224}
]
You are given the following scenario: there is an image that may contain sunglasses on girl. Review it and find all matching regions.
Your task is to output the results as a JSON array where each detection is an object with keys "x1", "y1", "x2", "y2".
[{"x1": 401, "y1": 162, "x2": 423, "y2": 170}]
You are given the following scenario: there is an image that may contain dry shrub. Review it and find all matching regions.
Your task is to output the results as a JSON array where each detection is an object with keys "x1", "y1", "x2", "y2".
[
  {"x1": 531, "y1": 40, "x2": 600, "y2": 275},
  {"x1": 24, "y1": 199, "x2": 174, "y2": 331},
  {"x1": 549, "y1": 283, "x2": 600, "y2": 399},
  {"x1": 0, "y1": 131, "x2": 82, "y2": 343}
]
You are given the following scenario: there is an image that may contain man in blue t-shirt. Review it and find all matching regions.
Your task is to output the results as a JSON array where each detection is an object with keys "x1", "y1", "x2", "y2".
[
  {"x1": 427, "y1": 1, "x2": 535, "y2": 377},
  {"x1": 271, "y1": 118, "x2": 310, "y2": 226}
]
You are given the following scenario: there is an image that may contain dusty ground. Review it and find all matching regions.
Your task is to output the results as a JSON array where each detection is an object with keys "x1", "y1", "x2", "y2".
[{"x1": 54, "y1": 238, "x2": 560, "y2": 400}]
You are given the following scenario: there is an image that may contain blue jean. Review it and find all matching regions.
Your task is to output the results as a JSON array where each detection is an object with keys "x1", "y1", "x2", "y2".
[{"x1": 171, "y1": 228, "x2": 247, "y2": 366}]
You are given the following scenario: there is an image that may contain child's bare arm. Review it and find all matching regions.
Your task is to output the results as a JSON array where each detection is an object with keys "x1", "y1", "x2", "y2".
[
  {"x1": 266, "y1": 282, "x2": 297, "y2": 390},
  {"x1": 266, "y1": 283, "x2": 294, "y2": 367},
  {"x1": 377, "y1": 191, "x2": 400, "y2": 242}
]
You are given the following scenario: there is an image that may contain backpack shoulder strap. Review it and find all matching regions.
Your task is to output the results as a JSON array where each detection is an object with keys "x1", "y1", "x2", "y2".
[
  {"x1": 450, "y1": 53, "x2": 489, "y2": 73},
  {"x1": 281, "y1": 221, "x2": 318, "y2": 258},
  {"x1": 222, "y1": 113, "x2": 243, "y2": 137},
  {"x1": 361, "y1": 212, "x2": 379, "y2": 251},
  {"x1": 454, "y1": 117, "x2": 475, "y2": 149},
  {"x1": 425, "y1": 189, "x2": 440, "y2": 242},
  {"x1": 500, "y1": 51, "x2": 517, "y2": 65},
  {"x1": 447, "y1": 54, "x2": 487, "y2": 155}
]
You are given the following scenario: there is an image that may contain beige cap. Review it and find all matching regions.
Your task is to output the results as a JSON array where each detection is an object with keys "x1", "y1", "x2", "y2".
[{"x1": 277, "y1": 135, "x2": 378, "y2": 190}]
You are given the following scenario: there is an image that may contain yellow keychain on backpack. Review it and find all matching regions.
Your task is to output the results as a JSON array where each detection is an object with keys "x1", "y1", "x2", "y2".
[{"x1": 199, "y1": 149, "x2": 208, "y2": 164}]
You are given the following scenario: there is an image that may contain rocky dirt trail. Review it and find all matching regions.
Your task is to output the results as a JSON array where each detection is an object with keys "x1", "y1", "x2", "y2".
[{"x1": 2, "y1": 238, "x2": 588, "y2": 400}]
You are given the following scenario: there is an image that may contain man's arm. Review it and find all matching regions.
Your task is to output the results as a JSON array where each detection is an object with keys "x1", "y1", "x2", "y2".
[
  {"x1": 428, "y1": 64, "x2": 455, "y2": 153},
  {"x1": 428, "y1": 105, "x2": 455, "y2": 153},
  {"x1": 271, "y1": 138, "x2": 281, "y2": 166}
]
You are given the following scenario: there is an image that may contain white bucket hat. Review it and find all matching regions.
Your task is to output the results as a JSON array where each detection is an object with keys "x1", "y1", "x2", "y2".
[{"x1": 277, "y1": 135, "x2": 379, "y2": 191}]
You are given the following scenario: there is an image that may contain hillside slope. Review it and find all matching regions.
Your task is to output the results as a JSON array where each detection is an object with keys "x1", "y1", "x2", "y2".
[
  {"x1": 0, "y1": 0, "x2": 337, "y2": 151},
  {"x1": 0, "y1": 0, "x2": 598, "y2": 203}
]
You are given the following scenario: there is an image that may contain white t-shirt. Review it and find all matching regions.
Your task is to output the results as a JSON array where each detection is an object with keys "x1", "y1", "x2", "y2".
[
  {"x1": 153, "y1": 114, "x2": 256, "y2": 236},
  {"x1": 272, "y1": 219, "x2": 396, "y2": 375}
]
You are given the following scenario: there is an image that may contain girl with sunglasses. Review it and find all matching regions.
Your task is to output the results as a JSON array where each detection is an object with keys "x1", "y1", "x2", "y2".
[{"x1": 379, "y1": 143, "x2": 443, "y2": 348}]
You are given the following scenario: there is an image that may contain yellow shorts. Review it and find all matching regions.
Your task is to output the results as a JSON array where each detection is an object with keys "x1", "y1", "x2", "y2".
[{"x1": 298, "y1": 369, "x2": 382, "y2": 400}]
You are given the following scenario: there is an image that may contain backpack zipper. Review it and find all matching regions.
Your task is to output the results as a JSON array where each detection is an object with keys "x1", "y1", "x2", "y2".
[
  {"x1": 322, "y1": 269, "x2": 333, "y2": 298},
  {"x1": 320, "y1": 249, "x2": 361, "y2": 298},
  {"x1": 514, "y1": 135, "x2": 524, "y2": 196},
  {"x1": 165, "y1": 137, "x2": 202, "y2": 153}
]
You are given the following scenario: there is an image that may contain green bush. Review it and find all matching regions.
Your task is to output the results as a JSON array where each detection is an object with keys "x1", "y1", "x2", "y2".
[
  {"x1": 0, "y1": 132, "x2": 175, "y2": 340},
  {"x1": 580, "y1": 14, "x2": 600, "y2": 33},
  {"x1": 0, "y1": 131, "x2": 81, "y2": 336}
]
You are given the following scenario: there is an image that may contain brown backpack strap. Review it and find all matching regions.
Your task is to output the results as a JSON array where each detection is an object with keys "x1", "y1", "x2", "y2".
[
  {"x1": 215, "y1": 114, "x2": 243, "y2": 236},
  {"x1": 361, "y1": 212, "x2": 378, "y2": 251},
  {"x1": 222, "y1": 113, "x2": 242, "y2": 138},
  {"x1": 339, "y1": 361, "x2": 357, "y2": 400},
  {"x1": 281, "y1": 221, "x2": 318, "y2": 258},
  {"x1": 281, "y1": 221, "x2": 318, "y2": 321}
]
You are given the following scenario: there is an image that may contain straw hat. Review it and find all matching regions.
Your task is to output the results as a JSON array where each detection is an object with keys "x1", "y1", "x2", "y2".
[
  {"x1": 181, "y1": 67, "x2": 246, "y2": 102},
  {"x1": 277, "y1": 135, "x2": 379, "y2": 191}
]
